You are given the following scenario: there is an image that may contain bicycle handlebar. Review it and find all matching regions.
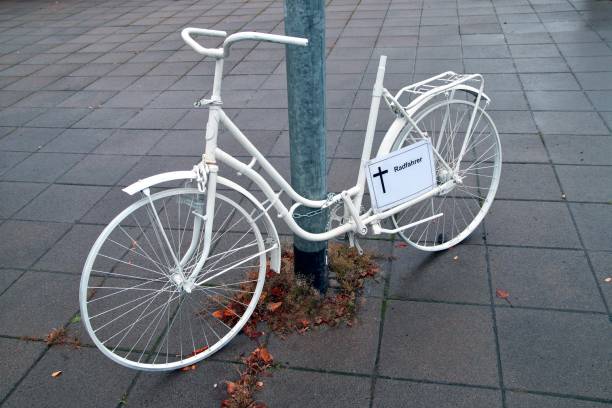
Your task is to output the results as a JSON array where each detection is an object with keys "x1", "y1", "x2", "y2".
[{"x1": 181, "y1": 27, "x2": 308, "y2": 59}]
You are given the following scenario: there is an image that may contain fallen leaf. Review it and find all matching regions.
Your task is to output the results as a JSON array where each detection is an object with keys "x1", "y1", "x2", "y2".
[
  {"x1": 180, "y1": 364, "x2": 196, "y2": 372},
  {"x1": 69, "y1": 314, "x2": 81, "y2": 324},
  {"x1": 51, "y1": 370, "x2": 62, "y2": 378},
  {"x1": 257, "y1": 347, "x2": 273, "y2": 364},
  {"x1": 604, "y1": 277, "x2": 612, "y2": 283},
  {"x1": 212, "y1": 310, "x2": 224, "y2": 319},
  {"x1": 267, "y1": 301, "x2": 283, "y2": 313},
  {"x1": 394, "y1": 242, "x2": 408, "y2": 248},
  {"x1": 256, "y1": 381, "x2": 264, "y2": 388},
  {"x1": 271, "y1": 286, "x2": 284, "y2": 297},
  {"x1": 189, "y1": 346, "x2": 209, "y2": 356},
  {"x1": 226, "y1": 381, "x2": 237, "y2": 394},
  {"x1": 495, "y1": 289, "x2": 510, "y2": 299}
]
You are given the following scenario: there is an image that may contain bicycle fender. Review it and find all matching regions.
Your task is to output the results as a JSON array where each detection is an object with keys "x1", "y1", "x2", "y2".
[{"x1": 122, "y1": 170, "x2": 197, "y2": 195}]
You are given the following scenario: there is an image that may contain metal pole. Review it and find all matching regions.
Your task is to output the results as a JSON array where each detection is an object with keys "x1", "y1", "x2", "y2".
[{"x1": 284, "y1": 0, "x2": 328, "y2": 293}]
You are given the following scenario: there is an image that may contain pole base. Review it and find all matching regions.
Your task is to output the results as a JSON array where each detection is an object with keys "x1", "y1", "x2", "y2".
[{"x1": 293, "y1": 246, "x2": 328, "y2": 294}]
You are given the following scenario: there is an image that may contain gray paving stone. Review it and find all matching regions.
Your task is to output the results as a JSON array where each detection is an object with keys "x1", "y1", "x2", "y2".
[
  {"x1": 44, "y1": 76, "x2": 98, "y2": 91},
  {"x1": 489, "y1": 111, "x2": 536, "y2": 133},
  {"x1": 389, "y1": 244, "x2": 489, "y2": 304},
  {"x1": 34, "y1": 224, "x2": 104, "y2": 274},
  {"x1": 586, "y1": 90, "x2": 612, "y2": 111},
  {"x1": 525, "y1": 91, "x2": 593, "y2": 111},
  {"x1": 72, "y1": 108, "x2": 139, "y2": 129},
  {"x1": 485, "y1": 200, "x2": 581, "y2": 248},
  {"x1": 0, "y1": 91, "x2": 29, "y2": 108},
  {"x1": 126, "y1": 361, "x2": 236, "y2": 407},
  {"x1": 514, "y1": 57, "x2": 570, "y2": 73},
  {"x1": 13, "y1": 90, "x2": 75, "y2": 107},
  {"x1": 506, "y1": 392, "x2": 612, "y2": 408},
  {"x1": 556, "y1": 165, "x2": 612, "y2": 202},
  {"x1": 510, "y1": 44, "x2": 560, "y2": 58},
  {"x1": 102, "y1": 90, "x2": 161, "y2": 108},
  {"x1": 575, "y1": 72, "x2": 612, "y2": 91},
  {"x1": 567, "y1": 56, "x2": 612, "y2": 73},
  {"x1": 496, "y1": 163, "x2": 561, "y2": 200},
  {"x1": 4, "y1": 76, "x2": 58, "y2": 91},
  {"x1": 2, "y1": 346, "x2": 135, "y2": 408},
  {"x1": 0, "y1": 107, "x2": 45, "y2": 126},
  {"x1": 0, "y1": 127, "x2": 63, "y2": 152},
  {"x1": 570, "y1": 203, "x2": 612, "y2": 251},
  {"x1": 519, "y1": 73, "x2": 580, "y2": 91},
  {"x1": 0, "y1": 337, "x2": 46, "y2": 401},
  {"x1": 589, "y1": 251, "x2": 612, "y2": 308},
  {"x1": 544, "y1": 134, "x2": 612, "y2": 165},
  {"x1": 25, "y1": 107, "x2": 90, "y2": 128},
  {"x1": 498, "y1": 133, "x2": 548, "y2": 163},
  {"x1": 257, "y1": 369, "x2": 371, "y2": 408},
  {"x1": 558, "y1": 42, "x2": 612, "y2": 57},
  {"x1": 490, "y1": 246, "x2": 605, "y2": 312},
  {"x1": 0, "y1": 269, "x2": 23, "y2": 293},
  {"x1": 93, "y1": 129, "x2": 166, "y2": 155},
  {"x1": 84, "y1": 76, "x2": 138, "y2": 92},
  {"x1": 58, "y1": 154, "x2": 139, "y2": 185},
  {"x1": 0, "y1": 151, "x2": 28, "y2": 175},
  {"x1": 373, "y1": 380, "x2": 502, "y2": 408},
  {"x1": 125, "y1": 75, "x2": 179, "y2": 91},
  {"x1": 267, "y1": 298, "x2": 381, "y2": 374},
  {"x1": 15, "y1": 184, "x2": 108, "y2": 223},
  {"x1": 121, "y1": 108, "x2": 187, "y2": 130},
  {"x1": 1, "y1": 152, "x2": 83, "y2": 182},
  {"x1": 496, "y1": 308, "x2": 612, "y2": 400},
  {"x1": 0, "y1": 181, "x2": 46, "y2": 218},
  {"x1": 40, "y1": 128, "x2": 113, "y2": 153},
  {"x1": 57, "y1": 91, "x2": 116, "y2": 108},
  {"x1": 79, "y1": 187, "x2": 137, "y2": 225},
  {"x1": 378, "y1": 301, "x2": 499, "y2": 386},
  {"x1": 533, "y1": 111, "x2": 609, "y2": 135},
  {"x1": 0, "y1": 270, "x2": 82, "y2": 336}
]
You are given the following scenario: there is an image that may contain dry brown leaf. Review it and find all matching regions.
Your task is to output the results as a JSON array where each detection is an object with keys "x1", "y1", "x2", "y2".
[
  {"x1": 495, "y1": 289, "x2": 510, "y2": 299},
  {"x1": 51, "y1": 370, "x2": 62, "y2": 378},
  {"x1": 267, "y1": 301, "x2": 282, "y2": 313},
  {"x1": 212, "y1": 310, "x2": 224, "y2": 319},
  {"x1": 257, "y1": 348, "x2": 273, "y2": 364},
  {"x1": 226, "y1": 381, "x2": 237, "y2": 394}
]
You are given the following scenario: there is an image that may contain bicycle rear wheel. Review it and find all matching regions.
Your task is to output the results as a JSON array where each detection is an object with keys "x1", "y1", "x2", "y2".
[
  {"x1": 80, "y1": 187, "x2": 268, "y2": 371},
  {"x1": 389, "y1": 99, "x2": 501, "y2": 251}
]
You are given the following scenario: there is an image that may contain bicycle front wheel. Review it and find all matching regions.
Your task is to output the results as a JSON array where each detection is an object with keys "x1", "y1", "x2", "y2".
[
  {"x1": 390, "y1": 99, "x2": 502, "y2": 251},
  {"x1": 80, "y1": 187, "x2": 268, "y2": 371}
]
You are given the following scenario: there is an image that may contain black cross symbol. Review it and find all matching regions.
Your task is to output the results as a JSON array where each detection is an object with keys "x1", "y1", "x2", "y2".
[{"x1": 373, "y1": 166, "x2": 389, "y2": 193}]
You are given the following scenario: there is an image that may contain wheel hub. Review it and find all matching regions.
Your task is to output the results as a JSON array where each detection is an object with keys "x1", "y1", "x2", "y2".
[
  {"x1": 437, "y1": 168, "x2": 460, "y2": 194},
  {"x1": 170, "y1": 270, "x2": 194, "y2": 293}
]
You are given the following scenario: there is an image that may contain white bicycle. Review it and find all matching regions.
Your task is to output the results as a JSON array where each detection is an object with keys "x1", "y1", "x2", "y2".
[{"x1": 80, "y1": 28, "x2": 501, "y2": 371}]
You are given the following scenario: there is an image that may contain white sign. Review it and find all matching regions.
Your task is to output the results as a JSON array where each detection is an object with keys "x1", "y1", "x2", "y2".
[{"x1": 365, "y1": 139, "x2": 436, "y2": 211}]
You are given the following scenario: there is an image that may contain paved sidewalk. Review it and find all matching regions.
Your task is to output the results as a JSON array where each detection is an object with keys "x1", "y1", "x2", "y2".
[{"x1": 1, "y1": 0, "x2": 611, "y2": 407}]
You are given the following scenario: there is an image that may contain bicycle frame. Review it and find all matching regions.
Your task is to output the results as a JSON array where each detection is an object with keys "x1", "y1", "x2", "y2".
[
  {"x1": 123, "y1": 30, "x2": 488, "y2": 286},
  {"x1": 199, "y1": 56, "x2": 454, "y2": 246}
]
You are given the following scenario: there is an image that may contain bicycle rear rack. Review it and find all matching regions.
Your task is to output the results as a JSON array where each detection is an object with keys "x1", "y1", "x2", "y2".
[{"x1": 383, "y1": 71, "x2": 488, "y2": 117}]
